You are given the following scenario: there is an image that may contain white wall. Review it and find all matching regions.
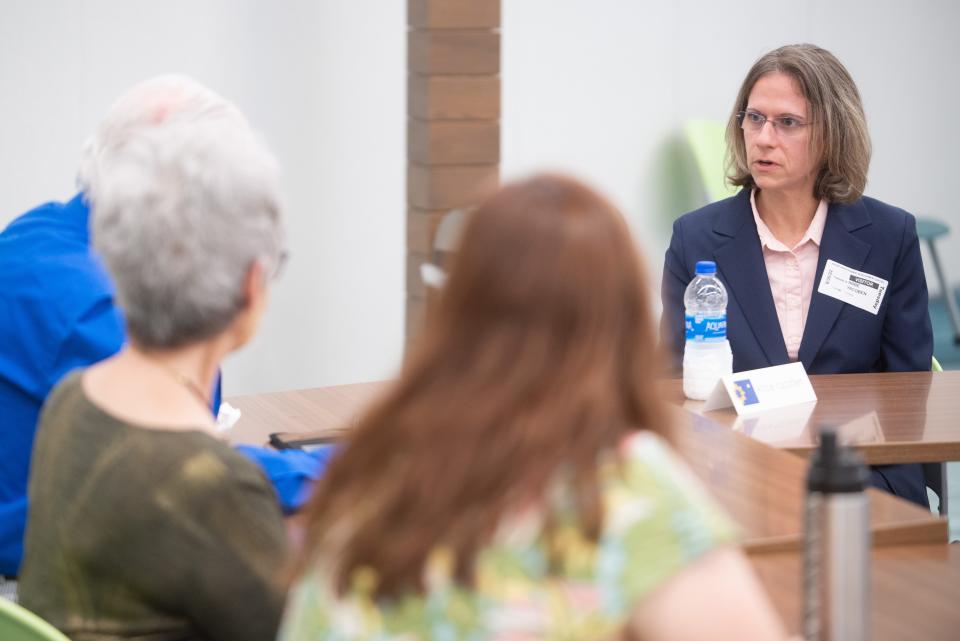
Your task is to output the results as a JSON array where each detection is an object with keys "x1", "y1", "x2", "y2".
[
  {"x1": 0, "y1": 0, "x2": 406, "y2": 395},
  {"x1": 503, "y1": 0, "x2": 960, "y2": 299},
  {"x1": 2, "y1": 1, "x2": 958, "y2": 394}
]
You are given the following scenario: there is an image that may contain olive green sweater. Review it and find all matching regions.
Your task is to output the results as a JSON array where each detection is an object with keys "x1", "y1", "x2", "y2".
[{"x1": 19, "y1": 371, "x2": 288, "y2": 641}]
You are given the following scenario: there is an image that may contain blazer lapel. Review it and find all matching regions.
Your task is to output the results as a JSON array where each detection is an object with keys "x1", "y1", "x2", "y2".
[
  {"x1": 713, "y1": 191, "x2": 789, "y2": 367},
  {"x1": 798, "y1": 200, "x2": 872, "y2": 369}
]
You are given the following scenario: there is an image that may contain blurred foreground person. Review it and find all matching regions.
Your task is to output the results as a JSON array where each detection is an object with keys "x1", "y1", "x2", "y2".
[
  {"x1": 19, "y1": 76, "x2": 288, "y2": 641},
  {"x1": 0, "y1": 76, "x2": 323, "y2": 587},
  {"x1": 280, "y1": 175, "x2": 787, "y2": 641}
]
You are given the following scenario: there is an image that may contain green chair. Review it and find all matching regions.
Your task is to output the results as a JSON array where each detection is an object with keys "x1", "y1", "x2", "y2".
[
  {"x1": 0, "y1": 597, "x2": 70, "y2": 641},
  {"x1": 682, "y1": 120, "x2": 739, "y2": 203},
  {"x1": 916, "y1": 217, "x2": 960, "y2": 345}
]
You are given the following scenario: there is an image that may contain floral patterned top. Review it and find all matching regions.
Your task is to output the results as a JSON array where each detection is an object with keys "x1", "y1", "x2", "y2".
[{"x1": 279, "y1": 432, "x2": 737, "y2": 641}]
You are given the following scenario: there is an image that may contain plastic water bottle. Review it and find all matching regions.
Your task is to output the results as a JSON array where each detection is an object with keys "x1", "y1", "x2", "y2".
[
  {"x1": 682, "y1": 260, "x2": 732, "y2": 400},
  {"x1": 802, "y1": 428, "x2": 870, "y2": 641}
]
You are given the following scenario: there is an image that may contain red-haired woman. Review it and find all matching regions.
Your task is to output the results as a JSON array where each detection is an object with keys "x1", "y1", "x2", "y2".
[{"x1": 279, "y1": 175, "x2": 788, "y2": 641}]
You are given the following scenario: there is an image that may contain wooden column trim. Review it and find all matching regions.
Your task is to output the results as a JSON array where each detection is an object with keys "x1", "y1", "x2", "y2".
[{"x1": 406, "y1": 0, "x2": 501, "y2": 345}]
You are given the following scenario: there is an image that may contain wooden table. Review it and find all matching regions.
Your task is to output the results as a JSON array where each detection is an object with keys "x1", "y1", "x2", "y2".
[
  {"x1": 227, "y1": 381, "x2": 390, "y2": 446},
  {"x1": 663, "y1": 371, "x2": 960, "y2": 465},
  {"x1": 669, "y1": 410, "x2": 944, "y2": 551},
  {"x1": 228, "y1": 380, "x2": 947, "y2": 552},
  {"x1": 750, "y1": 543, "x2": 960, "y2": 641}
]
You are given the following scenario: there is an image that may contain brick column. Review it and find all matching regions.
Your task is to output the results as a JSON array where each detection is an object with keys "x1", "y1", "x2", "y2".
[{"x1": 406, "y1": 0, "x2": 500, "y2": 345}]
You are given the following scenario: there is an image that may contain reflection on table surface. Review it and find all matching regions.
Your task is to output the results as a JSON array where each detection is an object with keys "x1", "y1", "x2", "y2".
[
  {"x1": 732, "y1": 406, "x2": 884, "y2": 449},
  {"x1": 664, "y1": 371, "x2": 960, "y2": 464}
]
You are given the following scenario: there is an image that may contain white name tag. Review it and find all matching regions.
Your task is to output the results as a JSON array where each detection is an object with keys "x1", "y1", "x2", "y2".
[
  {"x1": 816, "y1": 259, "x2": 887, "y2": 315},
  {"x1": 702, "y1": 362, "x2": 817, "y2": 416}
]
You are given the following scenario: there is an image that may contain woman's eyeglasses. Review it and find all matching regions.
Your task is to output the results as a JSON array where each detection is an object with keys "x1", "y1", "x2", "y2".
[{"x1": 737, "y1": 109, "x2": 811, "y2": 136}]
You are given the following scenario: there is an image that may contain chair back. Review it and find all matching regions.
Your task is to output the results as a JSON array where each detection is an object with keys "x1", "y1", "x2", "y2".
[
  {"x1": 0, "y1": 597, "x2": 71, "y2": 641},
  {"x1": 682, "y1": 119, "x2": 738, "y2": 203},
  {"x1": 420, "y1": 207, "x2": 471, "y2": 290}
]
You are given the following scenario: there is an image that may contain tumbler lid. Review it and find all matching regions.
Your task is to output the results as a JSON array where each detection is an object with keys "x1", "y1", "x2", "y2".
[{"x1": 807, "y1": 428, "x2": 870, "y2": 493}]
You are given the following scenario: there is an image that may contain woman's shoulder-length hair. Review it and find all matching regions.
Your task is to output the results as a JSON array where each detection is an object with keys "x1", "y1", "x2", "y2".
[
  {"x1": 290, "y1": 173, "x2": 670, "y2": 599},
  {"x1": 725, "y1": 43, "x2": 872, "y2": 204}
]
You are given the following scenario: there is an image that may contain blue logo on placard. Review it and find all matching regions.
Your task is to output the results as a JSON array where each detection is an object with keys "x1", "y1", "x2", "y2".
[{"x1": 733, "y1": 379, "x2": 759, "y2": 405}]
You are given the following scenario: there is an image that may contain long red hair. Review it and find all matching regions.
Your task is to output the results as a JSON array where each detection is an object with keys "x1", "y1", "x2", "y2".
[{"x1": 293, "y1": 174, "x2": 669, "y2": 597}]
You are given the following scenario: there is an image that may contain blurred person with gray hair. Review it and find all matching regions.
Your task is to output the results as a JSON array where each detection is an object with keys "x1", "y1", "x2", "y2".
[
  {"x1": 14, "y1": 75, "x2": 290, "y2": 640},
  {"x1": 0, "y1": 76, "x2": 243, "y2": 583},
  {"x1": 0, "y1": 75, "x2": 330, "y2": 600}
]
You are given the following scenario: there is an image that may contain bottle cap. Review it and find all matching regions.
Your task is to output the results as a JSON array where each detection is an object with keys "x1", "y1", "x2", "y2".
[
  {"x1": 806, "y1": 428, "x2": 870, "y2": 493},
  {"x1": 695, "y1": 260, "x2": 717, "y2": 275}
]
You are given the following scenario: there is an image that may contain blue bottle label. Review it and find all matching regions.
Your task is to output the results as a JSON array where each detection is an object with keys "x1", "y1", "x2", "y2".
[{"x1": 685, "y1": 313, "x2": 727, "y2": 341}]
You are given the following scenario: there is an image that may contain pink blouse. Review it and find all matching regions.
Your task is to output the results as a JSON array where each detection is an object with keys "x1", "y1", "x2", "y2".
[{"x1": 750, "y1": 190, "x2": 828, "y2": 361}]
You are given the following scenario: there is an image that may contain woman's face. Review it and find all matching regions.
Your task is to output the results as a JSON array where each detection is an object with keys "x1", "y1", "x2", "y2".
[{"x1": 744, "y1": 72, "x2": 821, "y2": 198}]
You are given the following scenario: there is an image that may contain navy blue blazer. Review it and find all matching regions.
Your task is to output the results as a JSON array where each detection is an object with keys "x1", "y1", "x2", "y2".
[{"x1": 661, "y1": 189, "x2": 933, "y2": 375}]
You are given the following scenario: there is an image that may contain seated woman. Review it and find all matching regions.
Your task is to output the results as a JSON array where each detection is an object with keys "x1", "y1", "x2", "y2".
[
  {"x1": 279, "y1": 175, "x2": 788, "y2": 641},
  {"x1": 19, "y1": 77, "x2": 289, "y2": 641},
  {"x1": 661, "y1": 44, "x2": 932, "y2": 507}
]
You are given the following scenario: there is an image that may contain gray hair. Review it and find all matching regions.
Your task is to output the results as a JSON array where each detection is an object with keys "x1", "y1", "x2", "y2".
[
  {"x1": 88, "y1": 75, "x2": 284, "y2": 349},
  {"x1": 725, "y1": 44, "x2": 872, "y2": 203}
]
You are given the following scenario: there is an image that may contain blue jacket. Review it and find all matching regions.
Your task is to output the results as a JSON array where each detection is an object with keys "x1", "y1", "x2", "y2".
[
  {"x1": 0, "y1": 195, "x2": 122, "y2": 576},
  {"x1": 661, "y1": 188, "x2": 933, "y2": 375}
]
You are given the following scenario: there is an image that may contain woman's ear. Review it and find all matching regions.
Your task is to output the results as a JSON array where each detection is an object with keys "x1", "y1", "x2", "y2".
[
  {"x1": 232, "y1": 259, "x2": 270, "y2": 349},
  {"x1": 243, "y1": 258, "x2": 269, "y2": 307}
]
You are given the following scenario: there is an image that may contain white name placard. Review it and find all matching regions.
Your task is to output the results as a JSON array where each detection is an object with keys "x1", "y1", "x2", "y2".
[{"x1": 703, "y1": 362, "x2": 817, "y2": 416}]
